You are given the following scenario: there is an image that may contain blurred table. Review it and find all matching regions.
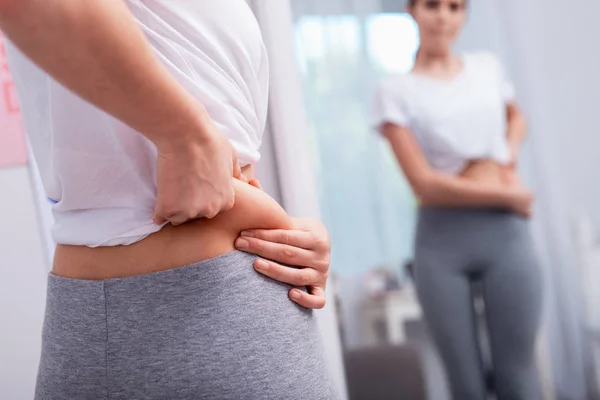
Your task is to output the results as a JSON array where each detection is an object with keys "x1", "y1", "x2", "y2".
[{"x1": 363, "y1": 285, "x2": 423, "y2": 346}]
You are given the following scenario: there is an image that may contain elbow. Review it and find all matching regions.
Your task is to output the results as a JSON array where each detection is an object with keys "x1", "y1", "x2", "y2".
[{"x1": 412, "y1": 174, "x2": 436, "y2": 203}]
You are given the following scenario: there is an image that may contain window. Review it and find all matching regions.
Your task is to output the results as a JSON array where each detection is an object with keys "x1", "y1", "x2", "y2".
[{"x1": 293, "y1": 12, "x2": 419, "y2": 278}]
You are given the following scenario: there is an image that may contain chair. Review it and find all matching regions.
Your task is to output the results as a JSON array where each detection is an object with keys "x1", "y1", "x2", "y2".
[{"x1": 343, "y1": 345, "x2": 427, "y2": 400}]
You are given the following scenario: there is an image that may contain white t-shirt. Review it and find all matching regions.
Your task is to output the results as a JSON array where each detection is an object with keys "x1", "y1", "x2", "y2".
[
  {"x1": 6, "y1": 0, "x2": 269, "y2": 247},
  {"x1": 372, "y1": 51, "x2": 515, "y2": 174}
]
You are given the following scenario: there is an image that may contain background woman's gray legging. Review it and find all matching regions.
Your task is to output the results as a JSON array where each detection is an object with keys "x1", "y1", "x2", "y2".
[{"x1": 414, "y1": 207, "x2": 543, "y2": 400}]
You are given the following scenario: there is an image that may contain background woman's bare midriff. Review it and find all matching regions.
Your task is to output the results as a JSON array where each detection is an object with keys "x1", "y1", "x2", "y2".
[
  {"x1": 460, "y1": 158, "x2": 523, "y2": 187},
  {"x1": 52, "y1": 166, "x2": 292, "y2": 280}
]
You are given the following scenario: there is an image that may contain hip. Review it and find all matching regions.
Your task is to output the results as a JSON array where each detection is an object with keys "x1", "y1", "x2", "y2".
[
  {"x1": 38, "y1": 251, "x2": 338, "y2": 400},
  {"x1": 415, "y1": 205, "x2": 531, "y2": 252}
]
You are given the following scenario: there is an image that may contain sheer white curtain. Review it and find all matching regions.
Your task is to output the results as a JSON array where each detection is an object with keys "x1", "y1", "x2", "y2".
[{"x1": 292, "y1": 0, "x2": 417, "y2": 279}]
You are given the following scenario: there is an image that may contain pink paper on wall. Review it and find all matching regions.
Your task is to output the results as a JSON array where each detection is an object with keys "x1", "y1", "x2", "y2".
[{"x1": 0, "y1": 31, "x2": 28, "y2": 168}]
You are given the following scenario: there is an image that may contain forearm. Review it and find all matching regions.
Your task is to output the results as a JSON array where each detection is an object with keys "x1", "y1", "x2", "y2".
[
  {"x1": 0, "y1": 0, "x2": 209, "y2": 149},
  {"x1": 506, "y1": 104, "x2": 527, "y2": 159},
  {"x1": 416, "y1": 172, "x2": 512, "y2": 208},
  {"x1": 382, "y1": 123, "x2": 514, "y2": 209}
]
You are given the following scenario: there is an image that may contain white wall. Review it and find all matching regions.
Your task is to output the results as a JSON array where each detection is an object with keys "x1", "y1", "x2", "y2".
[
  {"x1": 455, "y1": 0, "x2": 507, "y2": 56},
  {"x1": 0, "y1": 166, "x2": 48, "y2": 399}
]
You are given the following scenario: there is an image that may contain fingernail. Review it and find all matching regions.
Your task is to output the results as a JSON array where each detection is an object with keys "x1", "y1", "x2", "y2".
[
  {"x1": 255, "y1": 259, "x2": 269, "y2": 270},
  {"x1": 236, "y1": 238, "x2": 249, "y2": 249},
  {"x1": 291, "y1": 290, "x2": 302, "y2": 300},
  {"x1": 240, "y1": 231, "x2": 253, "y2": 237}
]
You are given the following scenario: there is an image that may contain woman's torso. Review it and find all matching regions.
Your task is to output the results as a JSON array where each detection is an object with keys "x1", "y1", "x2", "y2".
[{"x1": 6, "y1": 0, "x2": 270, "y2": 248}]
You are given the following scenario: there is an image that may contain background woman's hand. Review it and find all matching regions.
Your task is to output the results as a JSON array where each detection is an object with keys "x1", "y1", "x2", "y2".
[
  {"x1": 235, "y1": 217, "x2": 331, "y2": 309},
  {"x1": 506, "y1": 176, "x2": 534, "y2": 218},
  {"x1": 500, "y1": 163, "x2": 534, "y2": 218},
  {"x1": 500, "y1": 163, "x2": 520, "y2": 187}
]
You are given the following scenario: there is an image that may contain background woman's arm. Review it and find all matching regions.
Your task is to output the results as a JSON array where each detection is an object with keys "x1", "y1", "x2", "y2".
[
  {"x1": 506, "y1": 102, "x2": 528, "y2": 164},
  {"x1": 382, "y1": 122, "x2": 525, "y2": 209}
]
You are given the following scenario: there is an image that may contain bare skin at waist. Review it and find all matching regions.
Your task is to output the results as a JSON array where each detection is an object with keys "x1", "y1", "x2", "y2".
[
  {"x1": 52, "y1": 166, "x2": 292, "y2": 280},
  {"x1": 460, "y1": 159, "x2": 524, "y2": 188}
]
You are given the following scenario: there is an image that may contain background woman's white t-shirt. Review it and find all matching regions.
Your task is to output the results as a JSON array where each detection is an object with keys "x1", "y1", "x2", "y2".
[
  {"x1": 372, "y1": 51, "x2": 516, "y2": 174},
  {"x1": 6, "y1": 0, "x2": 269, "y2": 247}
]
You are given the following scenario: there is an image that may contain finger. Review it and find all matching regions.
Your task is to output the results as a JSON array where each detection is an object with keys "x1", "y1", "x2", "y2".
[
  {"x1": 239, "y1": 229, "x2": 316, "y2": 250},
  {"x1": 235, "y1": 236, "x2": 314, "y2": 266},
  {"x1": 231, "y1": 148, "x2": 242, "y2": 179},
  {"x1": 289, "y1": 286, "x2": 327, "y2": 310},
  {"x1": 239, "y1": 173, "x2": 249, "y2": 183},
  {"x1": 233, "y1": 163, "x2": 242, "y2": 180},
  {"x1": 252, "y1": 258, "x2": 321, "y2": 287},
  {"x1": 289, "y1": 217, "x2": 318, "y2": 231},
  {"x1": 168, "y1": 213, "x2": 190, "y2": 226},
  {"x1": 248, "y1": 178, "x2": 263, "y2": 190},
  {"x1": 152, "y1": 212, "x2": 167, "y2": 225}
]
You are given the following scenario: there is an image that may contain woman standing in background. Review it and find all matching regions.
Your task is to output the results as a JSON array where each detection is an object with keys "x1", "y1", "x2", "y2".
[{"x1": 372, "y1": 0, "x2": 542, "y2": 399}]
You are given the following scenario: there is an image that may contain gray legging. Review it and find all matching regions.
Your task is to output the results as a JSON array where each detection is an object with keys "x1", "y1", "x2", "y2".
[
  {"x1": 35, "y1": 251, "x2": 339, "y2": 399},
  {"x1": 414, "y1": 207, "x2": 543, "y2": 400}
]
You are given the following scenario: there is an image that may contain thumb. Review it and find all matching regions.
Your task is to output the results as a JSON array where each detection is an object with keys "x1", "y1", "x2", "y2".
[
  {"x1": 153, "y1": 204, "x2": 167, "y2": 225},
  {"x1": 248, "y1": 178, "x2": 263, "y2": 190}
]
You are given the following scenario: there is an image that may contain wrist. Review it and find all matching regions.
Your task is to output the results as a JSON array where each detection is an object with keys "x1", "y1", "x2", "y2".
[
  {"x1": 153, "y1": 104, "x2": 215, "y2": 154},
  {"x1": 489, "y1": 183, "x2": 516, "y2": 207},
  {"x1": 505, "y1": 185, "x2": 524, "y2": 207}
]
